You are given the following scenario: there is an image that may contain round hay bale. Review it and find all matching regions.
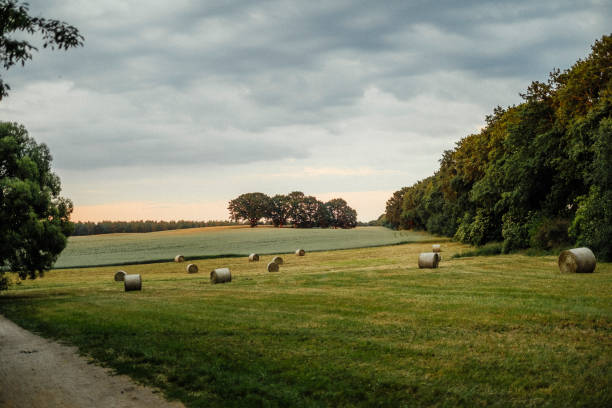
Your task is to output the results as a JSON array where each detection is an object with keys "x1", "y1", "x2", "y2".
[
  {"x1": 432, "y1": 244, "x2": 441, "y2": 253},
  {"x1": 248, "y1": 253, "x2": 260, "y2": 262},
  {"x1": 267, "y1": 262, "x2": 279, "y2": 272},
  {"x1": 272, "y1": 256, "x2": 283, "y2": 265},
  {"x1": 558, "y1": 247, "x2": 596, "y2": 273},
  {"x1": 174, "y1": 255, "x2": 185, "y2": 262},
  {"x1": 418, "y1": 252, "x2": 440, "y2": 269},
  {"x1": 211, "y1": 268, "x2": 232, "y2": 284},
  {"x1": 186, "y1": 263, "x2": 199, "y2": 274},
  {"x1": 114, "y1": 270, "x2": 127, "y2": 282},
  {"x1": 295, "y1": 249, "x2": 305, "y2": 256},
  {"x1": 124, "y1": 274, "x2": 142, "y2": 291}
]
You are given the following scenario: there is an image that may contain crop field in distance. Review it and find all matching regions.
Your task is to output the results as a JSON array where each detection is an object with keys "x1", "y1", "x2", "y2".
[
  {"x1": 54, "y1": 226, "x2": 433, "y2": 268},
  {"x1": 1, "y1": 239, "x2": 610, "y2": 407}
]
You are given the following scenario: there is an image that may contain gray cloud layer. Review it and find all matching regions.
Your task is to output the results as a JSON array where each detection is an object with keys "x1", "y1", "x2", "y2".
[{"x1": 1, "y1": 0, "x2": 610, "y2": 202}]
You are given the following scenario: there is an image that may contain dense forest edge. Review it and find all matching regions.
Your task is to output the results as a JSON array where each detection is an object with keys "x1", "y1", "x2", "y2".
[{"x1": 383, "y1": 34, "x2": 612, "y2": 261}]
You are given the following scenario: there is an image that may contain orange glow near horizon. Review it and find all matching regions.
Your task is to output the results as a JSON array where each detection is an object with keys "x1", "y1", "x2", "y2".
[
  {"x1": 71, "y1": 200, "x2": 231, "y2": 222},
  {"x1": 70, "y1": 191, "x2": 391, "y2": 222}
]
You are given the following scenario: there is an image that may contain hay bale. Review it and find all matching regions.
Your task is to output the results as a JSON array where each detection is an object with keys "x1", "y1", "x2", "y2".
[
  {"x1": 174, "y1": 255, "x2": 185, "y2": 262},
  {"x1": 124, "y1": 274, "x2": 142, "y2": 291},
  {"x1": 432, "y1": 244, "x2": 441, "y2": 252},
  {"x1": 267, "y1": 262, "x2": 279, "y2": 272},
  {"x1": 186, "y1": 263, "x2": 199, "y2": 274},
  {"x1": 248, "y1": 253, "x2": 260, "y2": 262},
  {"x1": 418, "y1": 252, "x2": 440, "y2": 269},
  {"x1": 114, "y1": 270, "x2": 127, "y2": 282},
  {"x1": 210, "y1": 268, "x2": 232, "y2": 284},
  {"x1": 272, "y1": 256, "x2": 283, "y2": 265},
  {"x1": 558, "y1": 247, "x2": 596, "y2": 273},
  {"x1": 295, "y1": 249, "x2": 305, "y2": 256}
]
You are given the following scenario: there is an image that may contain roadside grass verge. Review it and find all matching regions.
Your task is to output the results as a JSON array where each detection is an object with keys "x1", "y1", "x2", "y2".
[{"x1": 1, "y1": 241, "x2": 611, "y2": 407}]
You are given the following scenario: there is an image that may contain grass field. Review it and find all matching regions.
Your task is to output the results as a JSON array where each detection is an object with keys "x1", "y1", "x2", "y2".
[
  {"x1": 1, "y1": 240, "x2": 610, "y2": 407},
  {"x1": 54, "y1": 226, "x2": 433, "y2": 268}
]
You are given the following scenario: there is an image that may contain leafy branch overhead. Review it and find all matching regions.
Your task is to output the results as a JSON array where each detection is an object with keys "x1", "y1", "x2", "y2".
[{"x1": 0, "y1": 0, "x2": 84, "y2": 100}]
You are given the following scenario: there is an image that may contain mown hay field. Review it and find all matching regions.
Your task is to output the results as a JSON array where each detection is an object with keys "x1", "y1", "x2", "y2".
[
  {"x1": 55, "y1": 226, "x2": 432, "y2": 268},
  {"x1": 1, "y1": 240, "x2": 611, "y2": 407}
]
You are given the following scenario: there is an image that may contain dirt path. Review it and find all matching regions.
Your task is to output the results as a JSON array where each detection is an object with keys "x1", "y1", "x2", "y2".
[{"x1": 0, "y1": 315, "x2": 184, "y2": 408}]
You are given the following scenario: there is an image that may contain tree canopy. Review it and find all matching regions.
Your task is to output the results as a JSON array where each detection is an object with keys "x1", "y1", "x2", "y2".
[
  {"x1": 228, "y1": 192, "x2": 272, "y2": 227},
  {"x1": 384, "y1": 34, "x2": 612, "y2": 260},
  {"x1": 228, "y1": 191, "x2": 358, "y2": 229},
  {"x1": 0, "y1": 122, "x2": 73, "y2": 289},
  {"x1": 268, "y1": 194, "x2": 290, "y2": 227},
  {"x1": 326, "y1": 198, "x2": 357, "y2": 229},
  {"x1": 0, "y1": 0, "x2": 84, "y2": 99}
]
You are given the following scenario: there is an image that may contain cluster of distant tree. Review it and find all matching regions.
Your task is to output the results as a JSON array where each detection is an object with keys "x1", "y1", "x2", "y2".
[
  {"x1": 72, "y1": 220, "x2": 237, "y2": 236},
  {"x1": 228, "y1": 191, "x2": 358, "y2": 228},
  {"x1": 384, "y1": 34, "x2": 612, "y2": 261}
]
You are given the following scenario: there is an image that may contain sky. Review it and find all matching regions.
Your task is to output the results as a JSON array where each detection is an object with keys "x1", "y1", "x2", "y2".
[{"x1": 1, "y1": 0, "x2": 610, "y2": 222}]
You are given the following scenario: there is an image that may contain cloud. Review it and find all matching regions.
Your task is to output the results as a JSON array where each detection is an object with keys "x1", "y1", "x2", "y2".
[
  {"x1": 260, "y1": 166, "x2": 400, "y2": 178},
  {"x1": 1, "y1": 0, "x2": 610, "y2": 220}
]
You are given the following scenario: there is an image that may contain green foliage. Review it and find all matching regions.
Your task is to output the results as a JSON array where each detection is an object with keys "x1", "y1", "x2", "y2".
[
  {"x1": 453, "y1": 212, "x2": 472, "y2": 244},
  {"x1": 569, "y1": 187, "x2": 612, "y2": 261},
  {"x1": 291, "y1": 195, "x2": 323, "y2": 228},
  {"x1": 384, "y1": 187, "x2": 409, "y2": 229},
  {"x1": 0, "y1": 0, "x2": 83, "y2": 99},
  {"x1": 454, "y1": 208, "x2": 498, "y2": 246},
  {"x1": 501, "y1": 213, "x2": 531, "y2": 253},
  {"x1": 400, "y1": 178, "x2": 430, "y2": 230},
  {"x1": 528, "y1": 217, "x2": 570, "y2": 250},
  {"x1": 227, "y1": 192, "x2": 271, "y2": 227},
  {"x1": 229, "y1": 191, "x2": 358, "y2": 229},
  {"x1": 267, "y1": 194, "x2": 290, "y2": 227},
  {"x1": 385, "y1": 34, "x2": 612, "y2": 258},
  {"x1": 0, "y1": 122, "x2": 73, "y2": 289},
  {"x1": 326, "y1": 198, "x2": 357, "y2": 229},
  {"x1": 286, "y1": 191, "x2": 306, "y2": 224}
]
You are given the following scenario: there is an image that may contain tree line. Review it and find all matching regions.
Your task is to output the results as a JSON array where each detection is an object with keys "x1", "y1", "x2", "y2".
[
  {"x1": 228, "y1": 191, "x2": 358, "y2": 228},
  {"x1": 384, "y1": 34, "x2": 611, "y2": 261},
  {"x1": 72, "y1": 220, "x2": 237, "y2": 236}
]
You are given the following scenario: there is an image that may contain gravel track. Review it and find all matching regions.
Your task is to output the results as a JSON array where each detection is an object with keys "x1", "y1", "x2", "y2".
[{"x1": 0, "y1": 315, "x2": 184, "y2": 408}]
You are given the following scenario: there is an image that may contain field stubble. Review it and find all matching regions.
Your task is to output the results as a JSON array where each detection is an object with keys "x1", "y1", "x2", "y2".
[{"x1": 1, "y1": 237, "x2": 611, "y2": 407}]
